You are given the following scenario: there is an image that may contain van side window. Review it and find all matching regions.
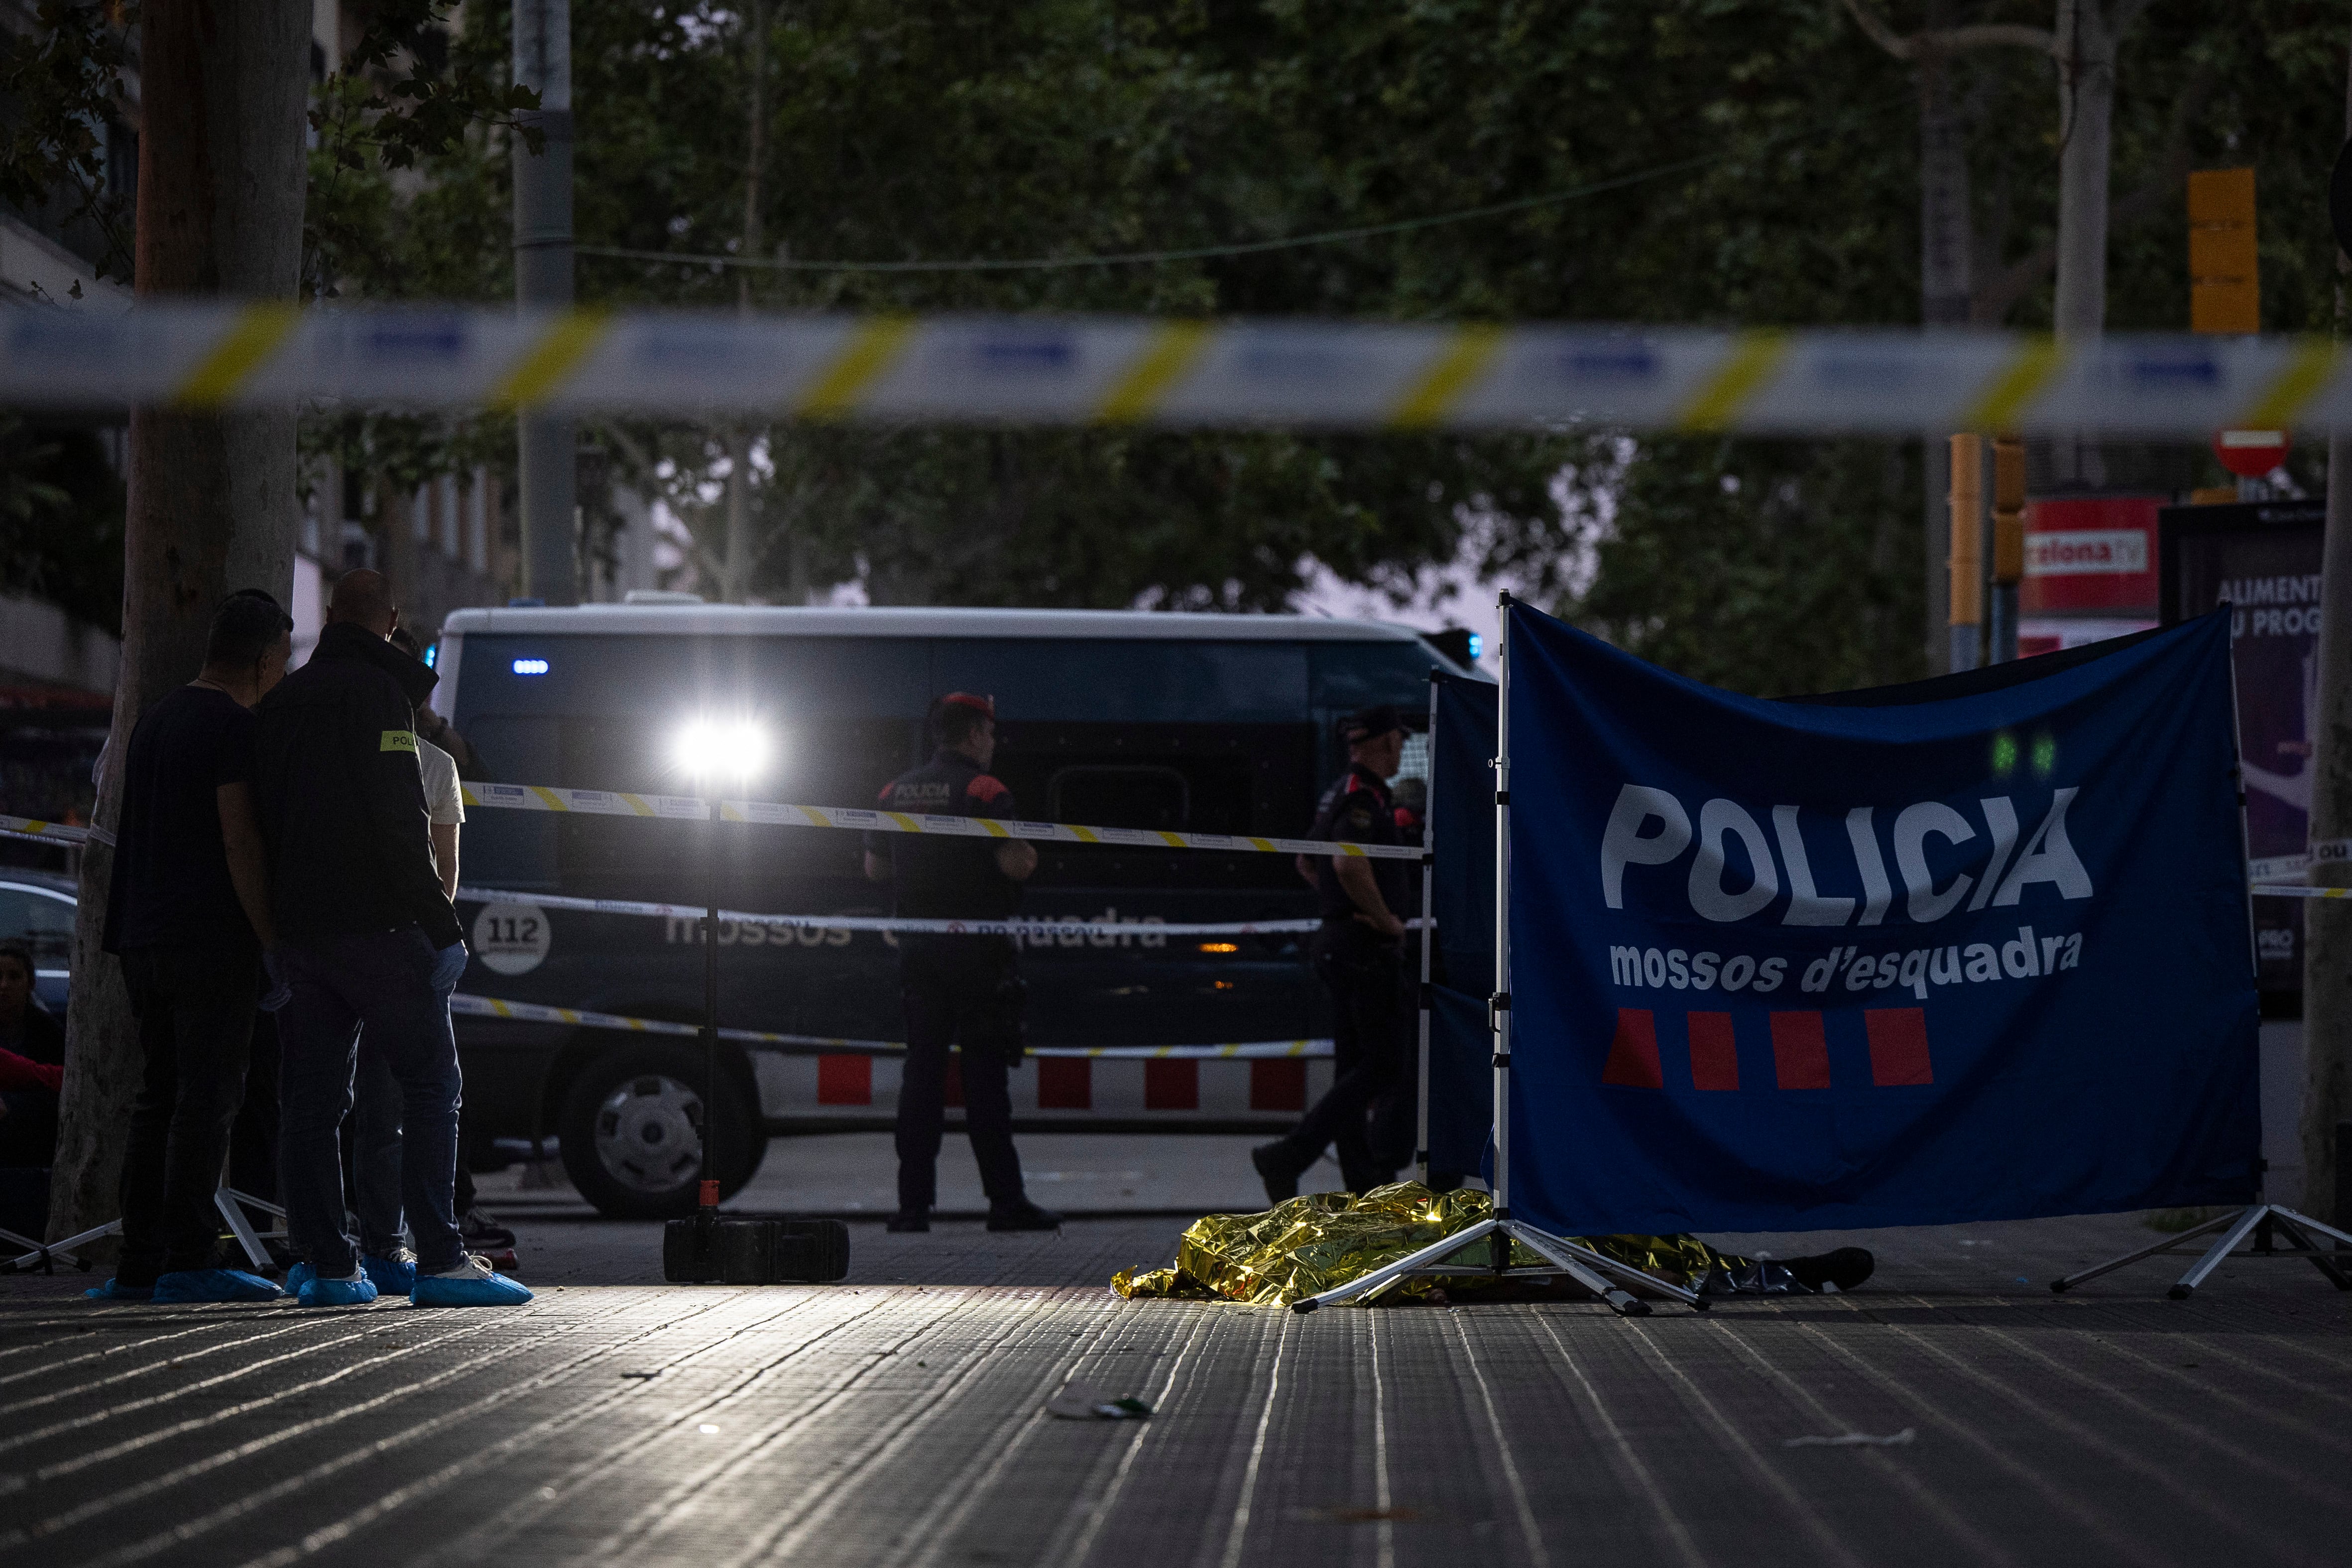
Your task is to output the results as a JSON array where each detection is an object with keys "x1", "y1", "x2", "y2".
[
  {"x1": 1309, "y1": 642, "x2": 1439, "y2": 711},
  {"x1": 1049, "y1": 765, "x2": 1189, "y2": 833}
]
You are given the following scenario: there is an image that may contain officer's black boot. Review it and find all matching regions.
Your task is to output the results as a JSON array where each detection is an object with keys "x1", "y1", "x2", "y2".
[
  {"x1": 886, "y1": 1207, "x2": 930, "y2": 1233},
  {"x1": 1784, "y1": 1246, "x2": 1875, "y2": 1292},
  {"x1": 986, "y1": 1197, "x2": 1061, "y2": 1232},
  {"x1": 1251, "y1": 1141, "x2": 1307, "y2": 1206}
]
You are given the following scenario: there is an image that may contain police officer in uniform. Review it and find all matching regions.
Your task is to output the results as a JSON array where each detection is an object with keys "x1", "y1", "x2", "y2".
[
  {"x1": 865, "y1": 693, "x2": 1061, "y2": 1234},
  {"x1": 1252, "y1": 705, "x2": 1415, "y2": 1202}
]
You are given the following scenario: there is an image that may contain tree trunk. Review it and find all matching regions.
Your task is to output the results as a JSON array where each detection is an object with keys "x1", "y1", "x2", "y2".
[
  {"x1": 2299, "y1": 22, "x2": 2352, "y2": 1226},
  {"x1": 1918, "y1": 25, "x2": 1972, "y2": 674},
  {"x1": 379, "y1": 473, "x2": 420, "y2": 618},
  {"x1": 47, "y1": 0, "x2": 309, "y2": 1245},
  {"x1": 2048, "y1": 0, "x2": 2117, "y2": 486}
]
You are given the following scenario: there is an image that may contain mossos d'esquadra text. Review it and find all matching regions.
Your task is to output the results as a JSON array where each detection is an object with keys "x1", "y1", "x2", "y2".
[{"x1": 1594, "y1": 784, "x2": 2090, "y2": 1001}]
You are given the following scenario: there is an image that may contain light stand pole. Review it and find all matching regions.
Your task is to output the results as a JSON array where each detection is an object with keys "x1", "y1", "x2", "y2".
[
  {"x1": 1295, "y1": 594, "x2": 1705, "y2": 1316},
  {"x1": 698, "y1": 785, "x2": 723, "y2": 1223}
]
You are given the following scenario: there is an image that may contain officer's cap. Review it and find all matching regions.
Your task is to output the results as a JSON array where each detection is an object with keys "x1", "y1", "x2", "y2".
[
  {"x1": 1339, "y1": 705, "x2": 1406, "y2": 743},
  {"x1": 935, "y1": 692, "x2": 996, "y2": 721}
]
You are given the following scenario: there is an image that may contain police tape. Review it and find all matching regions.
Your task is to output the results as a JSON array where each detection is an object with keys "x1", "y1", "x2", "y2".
[
  {"x1": 0, "y1": 814, "x2": 96, "y2": 846},
  {"x1": 448, "y1": 990, "x2": 1331, "y2": 1059},
  {"x1": 452, "y1": 884, "x2": 1384, "y2": 937},
  {"x1": 22, "y1": 796, "x2": 2334, "y2": 905},
  {"x1": 6, "y1": 302, "x2": 2349, "y2": 437},
  {"x1": 456, "y1": 780, "x2": 1427, "y2": 861}
]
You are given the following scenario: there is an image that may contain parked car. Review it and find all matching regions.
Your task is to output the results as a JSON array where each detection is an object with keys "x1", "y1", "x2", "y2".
[{"x1": 0, "y1": 867, "x2": 76, "y2": 1016}]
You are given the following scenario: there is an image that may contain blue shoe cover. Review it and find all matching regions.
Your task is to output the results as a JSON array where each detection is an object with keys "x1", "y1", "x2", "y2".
[
  {"x1": 284, "y1": 1263, "x2": 315, "y2": 1296},
  {"x1": 84, "y1": 1277, "x2": 152, "y2": 1300},
  {"x1": 361, "y1": 1254, "x2": 418, "y2": 1294},
  {"x1": 410, "y1": 1269, "x2": 533, "y2": 1308},
  {"x1": 153, "y1": 1268, "x2": 282, "y2": 1303},
  {"x1": 296, "y1": 1274, "x2": 379, "y2": 1308}
]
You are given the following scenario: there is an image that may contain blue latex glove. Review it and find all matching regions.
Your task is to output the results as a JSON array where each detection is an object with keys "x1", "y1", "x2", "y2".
[
  {"x1": 259, "y1": 947, "x2": 292, "y2": 1013},
  {"x1": 429, "y1": 941, "x2": 469, "y2": 993}
]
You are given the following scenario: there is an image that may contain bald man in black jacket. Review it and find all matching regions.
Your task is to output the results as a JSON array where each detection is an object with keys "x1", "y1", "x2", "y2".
[{"x1": 253, "y1": 571, "x2": 524, "y2": 1309}]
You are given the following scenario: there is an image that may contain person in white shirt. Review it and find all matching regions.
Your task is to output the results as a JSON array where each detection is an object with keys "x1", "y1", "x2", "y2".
[{"x1": 342, "y1": 629, "x2": 476, "y2": 1291}]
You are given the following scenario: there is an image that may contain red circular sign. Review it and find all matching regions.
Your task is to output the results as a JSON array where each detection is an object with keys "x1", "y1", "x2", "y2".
[{"x1": 2214, "y1": 429, "x2": 2288, "y2": 478}]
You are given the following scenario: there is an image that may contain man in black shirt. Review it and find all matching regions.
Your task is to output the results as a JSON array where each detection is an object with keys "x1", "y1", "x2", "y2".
[
  {"x1": 93, "y1": 590, "x2": 292, "y2": 1302},
  {"x1": 1252, "y1": 705, "x2": 1415, "y2": 1202},
  {"x1": 864, "y1": 693, "x2": 1059, "y2": 1234},
  {"x1": 253, "y1": 570, "x2": 526, "y2": 1309}
]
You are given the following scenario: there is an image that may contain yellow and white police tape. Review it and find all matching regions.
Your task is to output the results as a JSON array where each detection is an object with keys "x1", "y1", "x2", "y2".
[
  {"x1": 5, "y1": 302, "x2": 2348, "y2": 435},
  {"x1": 452, "y1": 885, "x2": 1366, "y2": 937},
  {"x1": 0, "y1": 814, "x2": 100, "y2": 847},
  {"x1": 456, "y1": 780, "x2": 1427, "y2": 861},
  {"x1": 448, "y1": 991, "x2": 1329, "y2": 1058}
]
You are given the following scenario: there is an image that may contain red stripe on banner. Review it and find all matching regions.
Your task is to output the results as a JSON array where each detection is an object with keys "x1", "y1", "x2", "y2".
[
  {"x1": 1601, "y1": 1009, "x2": 1663, "y2": 1088},
  {"x1": 1038, "y1": 1056, "x2": 1092, "y2": 1109},
  {"x1": 1865, "y1": 1008, "x2": 1935, "y2": 1086},
  {"x1": 1769, "y1": 1012, "x2": 1832, "y2": 1090},
  {"x1": 1251, "y1": 1059, "x2": 1306, "y2": 1112},
  {"x1": 1686, "y1": 1012, "x2": 1739, "y2": 1091},
  {"x1": 816, "y1": 1054, "x2": 871, "y2": 1106},
  {"x1": 1144, "y1": 1058, "x2": 1198, "y2": 1110},
  {"x1": 943, "y1": 1055, "x2": 965, "y2": 1108}
]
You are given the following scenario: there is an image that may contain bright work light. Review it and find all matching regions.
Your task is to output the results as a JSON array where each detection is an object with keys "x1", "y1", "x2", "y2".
[{"x1": 671, "y1": 719, "x2": 770, "y2": 784}]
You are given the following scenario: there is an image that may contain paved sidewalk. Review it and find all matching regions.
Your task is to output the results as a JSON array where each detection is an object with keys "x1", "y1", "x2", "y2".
[{"x1": 4, "y1": 1203, "x2": 2349, "y2": 1568}]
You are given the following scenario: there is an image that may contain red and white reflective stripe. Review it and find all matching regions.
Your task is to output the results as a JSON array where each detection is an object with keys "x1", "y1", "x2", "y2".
[{"x1": 763, "y1": 1050, "x2": 1332, "y2": 1116}]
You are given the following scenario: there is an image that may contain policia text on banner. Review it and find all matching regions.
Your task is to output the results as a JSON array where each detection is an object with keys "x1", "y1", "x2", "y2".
[{"x1": 10, "y1": 303, "x2": 2351, "y2": 436}]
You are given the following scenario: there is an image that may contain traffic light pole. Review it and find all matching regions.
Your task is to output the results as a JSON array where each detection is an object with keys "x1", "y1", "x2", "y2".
[{"x1": 513, "y1": 0, "x2": 578, "y2": 606}]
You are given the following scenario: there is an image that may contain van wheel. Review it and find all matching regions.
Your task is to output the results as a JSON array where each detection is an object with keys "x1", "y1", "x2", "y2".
[{"x1": 556, "y1": 1041, "x2": 761, "y2": 1219}]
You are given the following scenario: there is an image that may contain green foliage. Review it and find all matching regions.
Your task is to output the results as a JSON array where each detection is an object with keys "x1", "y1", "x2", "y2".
[
  {"x1": 8, "y1": 0, "x2": 2328, "y2": 693},
  {"x1": 0, "y1": 0, "x2": 136, "y2": 285},
  {"x1": 1572, "y1": 435, "x2": 1924, "y2": 697},
  {"x1": 303, "y1": 0, "x2": 541, "y2": 301},
  {"x1": 0, "y1": 418, "x2": 126, "y2": 636},
  {"x1": 300, "y1": 2, "x2": 543, "y2": 530}
]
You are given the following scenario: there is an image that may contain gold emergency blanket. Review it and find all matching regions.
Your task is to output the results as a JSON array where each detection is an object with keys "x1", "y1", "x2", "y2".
[{"x1": 1110, "y1": 1183, "x2": 1729, "y2": 1307}]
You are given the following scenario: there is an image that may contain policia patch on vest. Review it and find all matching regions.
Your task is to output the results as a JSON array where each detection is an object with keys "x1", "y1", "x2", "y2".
[{"x1": 381, "y1": 729, "x2": 418, "y2": 753}]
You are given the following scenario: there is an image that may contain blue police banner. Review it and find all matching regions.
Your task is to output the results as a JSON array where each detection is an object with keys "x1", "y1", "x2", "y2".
[{"x1": 1505, "y1": 602, "x2": 2259, "y2": 1236}]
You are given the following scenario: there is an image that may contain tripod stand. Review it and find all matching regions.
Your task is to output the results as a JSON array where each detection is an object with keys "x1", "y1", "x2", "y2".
[
  {"x1": 1295, "y1": 595, "x2": 1705, "y2": 1318},
  {"x1": 1, "y1": 1217, "x2": 118, "y2": 1274},
  {"x1": 2051, "y1": 1193, "x2": 2352, "y2": 1300}
]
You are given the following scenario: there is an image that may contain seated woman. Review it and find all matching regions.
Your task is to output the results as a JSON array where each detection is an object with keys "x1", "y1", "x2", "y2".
[{"x1": 0, "y1": 943, "x2": 66, "y2": 1239}]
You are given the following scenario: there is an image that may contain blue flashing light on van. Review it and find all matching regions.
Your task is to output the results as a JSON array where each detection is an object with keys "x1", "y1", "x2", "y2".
[{"x1": 427, "y1": 603, "x2": 1486, "y2": 1217}]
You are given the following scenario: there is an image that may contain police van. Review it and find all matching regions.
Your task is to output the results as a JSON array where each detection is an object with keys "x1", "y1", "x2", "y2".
[{"x1": 431, "y1": 603, "x2": 1476, "y2": 1216}]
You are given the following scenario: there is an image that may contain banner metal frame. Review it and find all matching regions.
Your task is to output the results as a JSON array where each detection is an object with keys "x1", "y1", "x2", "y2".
[
  {"x1": 1295, "y1": 595, "x2": 1705, "y2": 1315},
  {"x1": 2052, "y1": 622, "x2": 2352, "y2": 1298},
  {"x1": 1414, "y1": 673, "x2": 1438, "y2": 1186}
]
